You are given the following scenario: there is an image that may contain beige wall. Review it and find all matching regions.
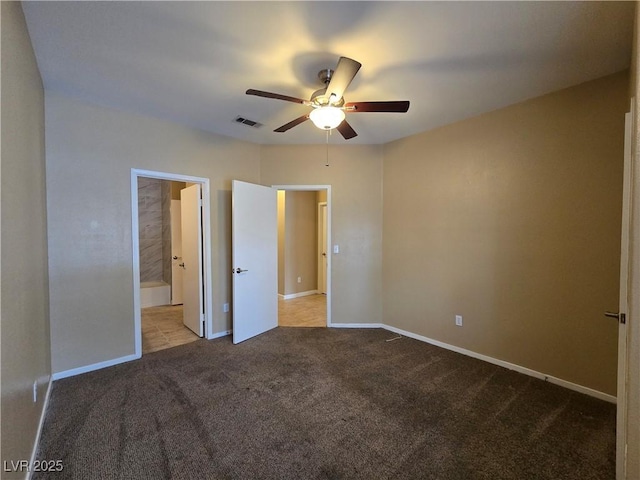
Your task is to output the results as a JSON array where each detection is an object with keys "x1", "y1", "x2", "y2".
[
  {"x1": 45, "y1": 92, "x2": 261, "y2": 374},
  {"x1": 261, "y1": 145, "x2": 384, "y2": 325},
  {"x1": 282, "y1": 191, "x2": 318, "y2": 295},
  {"x1": 627, "y1": 4, "x2": 639, "y2": 477},
  {"x1": 170, "y1": 181, "x2": 186, "y2": 200},
  {"x1": 1, "y1": 2, "x2": 51, "y2": 474},
  {"x1": 383, "y1": 71, "x2": 628, "y2": 396}
]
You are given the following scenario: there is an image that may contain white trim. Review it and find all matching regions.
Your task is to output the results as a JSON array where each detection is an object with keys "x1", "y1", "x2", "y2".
[
  {"x1": 130, "y1": 171, "x2": 142, "y2": 355},
  {"x1": 616, "y1": 102, "x2": 634, "y2": 479},
  {"x1": 280, "y1": 290, "x2": 318, "y2": 300},
  {"x1": 331, "y1": 323, "x2": 383, "y2": 329},
  {"x1": 201, "y1": 180, "x2": 214, "y2": 341},
  {"x1": 317, "y1": 202, "x2": 328, "y2": 295},
  {"x1": 272, "y1": 185, "x2": 332, "y2": 327},
  {"x1": 382, "y1": 325, "x2": 616, "y2": 404},
  {"x1": 210, "y1": 330, "x2": 231, "y2": 339},
  {"x1": 27, "y1": 377, "x2": 53, "y2": 480},
  {"x1": 130, "y1": 169, "x2": 215, "y2": 346},
  {"x1": 51, "y1": 354, "x2": 139, "y2": 381}
]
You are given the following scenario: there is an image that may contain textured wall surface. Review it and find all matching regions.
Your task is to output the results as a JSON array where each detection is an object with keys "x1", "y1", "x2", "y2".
[
  {"x1": 1, "y1": 2, "x2": 51, "y2": 476},
  {"x1": 45, "y1": 92, "x2": 261, "y2": 373},
  {"x1": 383, "y1": 71, "x2": 628, "y2": 396},
  {"x1": 283, "y1": 191, "x2": 318, "y2": 295}
]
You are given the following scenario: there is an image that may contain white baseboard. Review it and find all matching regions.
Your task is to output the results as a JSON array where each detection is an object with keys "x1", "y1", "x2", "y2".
[
  {"x1": 51, "y1": 353, "x2": 140, "y2": 381},
  {"x1": 279, "y1": 290, "x2": 318, "y2": 300},
  {"x1": 27, "y1": 377, "x2": 53, "y2": 480},
  {"x1": 48, "y1": 324, "x2": 615, "y2": 404},
  {"x1": 330, "y1": 323, "x2": 383, "y2": 329},
  {"x1": 209, "y1": 330, "x2": 231, "y2": 340},
  {"x1": 50, "y1": 330, "x2": 232, "y2": 380},
  {"x1": 382, "y1": 325, "x2": 616, "y2": 404}
]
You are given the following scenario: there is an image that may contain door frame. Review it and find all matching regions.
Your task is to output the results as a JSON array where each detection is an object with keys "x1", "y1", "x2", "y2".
[
  {"x1": 627, "y1": 94, "x2": 640, "y2": 480},
  {"x1": 616, "y1": 107, "x2": 632, "y2": 478},
  {"x1": 273, "y1": 185, "x2": 332, "y2": 327},
  {"x1": 317, "y1": 202, "x2": 328, "y2": 295},
  {"x1": 130, "y1": 168, "x2": 214, "y2": 357},
  {"x1": 170, "y1": 199, "x2": 183, "y2": 305}
]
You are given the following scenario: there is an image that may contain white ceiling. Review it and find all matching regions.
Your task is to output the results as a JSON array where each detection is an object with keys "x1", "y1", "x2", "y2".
[{"x1": 23, "y1": 1, "x2": 634, "y2": 145}]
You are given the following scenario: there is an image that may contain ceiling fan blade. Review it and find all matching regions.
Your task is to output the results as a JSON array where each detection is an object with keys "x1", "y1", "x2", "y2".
[
  {"x1": 336, "y1": 120, "x2": 358, "y2": 140},
  {"x1": 325, "y1": 57, "x2": 362, "y2": 102},
  {"x1": 246, "y1": 89, "x2": 308, "y2": 105},
  {"x1": 274, "y1": 114, "x2": 310, "y2": 133},
  {"x1": 345, "y1": 101, "x2": 410, "y2": 113}
]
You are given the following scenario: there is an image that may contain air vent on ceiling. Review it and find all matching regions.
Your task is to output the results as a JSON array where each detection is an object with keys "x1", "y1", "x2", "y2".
[{"x1": 235, "y1": 116, "x2": 262, "y2": 128}]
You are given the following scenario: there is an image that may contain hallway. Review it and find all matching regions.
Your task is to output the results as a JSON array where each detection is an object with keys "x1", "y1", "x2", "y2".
[{"x1": 278, "y1": 294, "x2": 326, "y2": 327}]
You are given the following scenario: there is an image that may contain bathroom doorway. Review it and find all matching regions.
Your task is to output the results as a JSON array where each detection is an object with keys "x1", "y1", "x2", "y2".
[{"x1": 131, "y1": 169, "x2": 213, "y2": 356}]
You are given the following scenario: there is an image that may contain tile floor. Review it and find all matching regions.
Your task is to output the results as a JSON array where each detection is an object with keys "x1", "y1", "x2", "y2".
[
  {"x1": 142, "y1": 304, "x2": 199, "y2": 354},
  {"x1": 143, "y1": 294, "x2": 327, "y2": 354},
  {"x1": 278, "y1": 294, "x2": 327, "y2": 327}
]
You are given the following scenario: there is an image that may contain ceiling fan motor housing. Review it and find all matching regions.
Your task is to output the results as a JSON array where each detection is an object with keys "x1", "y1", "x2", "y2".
[
  {"x1": 311, "y1": 88, "x2": 344, "y2": 107},
  {"x1": 318, "y1": 68, "x2": 334, "y2": 85},
  {"x1": 311, "y1": 69, "x2": 345, "y2": 107}
]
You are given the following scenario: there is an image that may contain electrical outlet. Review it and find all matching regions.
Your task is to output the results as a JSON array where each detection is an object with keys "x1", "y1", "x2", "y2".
[
  {"x1": 455, "y1": 315, "x2": 463, "y2": 327},
  {"x1": 33, "y1": 381, "x2": 38, "y2": 403},
  {"x1": 223, "y1": 303, "x2": 229, "y2": 313},
  {"x1": 297, "y1": 277, "x2": 302, "y2": 284}
]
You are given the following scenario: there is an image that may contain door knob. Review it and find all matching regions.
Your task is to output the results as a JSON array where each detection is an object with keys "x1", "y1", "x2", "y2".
[
  {"x1": 173, "y1": 256, "x2": 179, "y2": 260},
  {"x1": 604, "y1": 311, "x2": 626, "y2": 324},
  {"x1": 179, "y1": 263, "x2": 185, "y2": 268},
  {"x1": 235, "y1": 268, "x2": 248, "y2": 274}
]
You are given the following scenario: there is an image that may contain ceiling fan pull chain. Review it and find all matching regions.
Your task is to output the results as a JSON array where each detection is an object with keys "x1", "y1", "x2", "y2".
[{"x1": 325, "y1": 129, "x2": 330, "y2": 167}]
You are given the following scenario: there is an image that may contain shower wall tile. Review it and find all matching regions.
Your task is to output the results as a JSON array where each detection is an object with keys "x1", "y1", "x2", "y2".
[{"x1": 138, "y1": 178, "x2": 164, "y2": 282}]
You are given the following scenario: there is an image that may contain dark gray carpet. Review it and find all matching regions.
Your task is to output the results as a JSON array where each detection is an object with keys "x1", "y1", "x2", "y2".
[{"x1": 34, "y1": 328, "x2": 615, "y2": 479}]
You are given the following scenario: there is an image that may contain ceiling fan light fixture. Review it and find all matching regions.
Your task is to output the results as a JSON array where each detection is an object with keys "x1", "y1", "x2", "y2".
[{"x1": 309, "y1": 106, "x2": 345, "y2": 130}]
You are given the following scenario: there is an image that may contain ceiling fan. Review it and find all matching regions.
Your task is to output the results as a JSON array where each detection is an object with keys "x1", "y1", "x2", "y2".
[{"x1": 246, "y1": 56, "x2": 410, "y2": 140}]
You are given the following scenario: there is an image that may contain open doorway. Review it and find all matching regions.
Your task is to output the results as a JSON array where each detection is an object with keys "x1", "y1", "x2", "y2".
[
  {"x1": 275, "y1": 186, "x2": 331, "y2": 328},
  {"x1": 131, "y1": 169, "x2": 213, "y2": 357},
  {"x1": 137, "y1": 178, "x2": 200, "y2": 353}
]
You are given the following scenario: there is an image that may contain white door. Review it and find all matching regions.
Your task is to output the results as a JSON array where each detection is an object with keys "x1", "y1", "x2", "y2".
[
  {"x1": 170, "y1": 199, "x2": 183, "y2": 305},
  {"x1": 181, "y1": 184, "x2": 204, "y2": 337},
  {"x1": 232, "y1": 180, "x2": 277, "y2": 344},
  {"x1": 615, "y1": 108, "x2": 633, "y2": 479},
  {"x1": 317, "y1": 202, "x2": 328, "y2": 295}
]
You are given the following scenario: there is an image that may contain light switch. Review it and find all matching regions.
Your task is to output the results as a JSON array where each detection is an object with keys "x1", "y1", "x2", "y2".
[{"x1": 333, "y1": 245, "x2": 340, "y2": 254}]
